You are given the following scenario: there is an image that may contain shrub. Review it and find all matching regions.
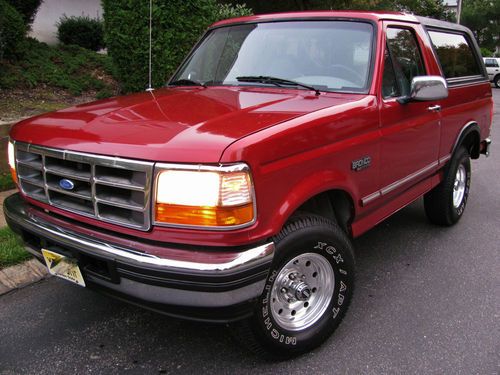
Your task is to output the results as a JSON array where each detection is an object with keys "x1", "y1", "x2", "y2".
[
  {"x1": 102, "y1": 1, "x2": 252, "y2": 93},
  {"x1": 0, "y1": 172, "x2": 15, "y2": 191},
  {"x1": 480, "y1": 47, "x2": 494, "y2": 58},
  {"x1": 0, "y1": 0, "x2": 26, "y2": 60},
  {"x1": 6, "y1": 0, "x2": 42, "y2": 28},
  {"x1": 57, "y1": 15, "x2": 105, "y2": 51},
  {"x1": 0, "y1": 38, "x2": 115, "y2": 96}
]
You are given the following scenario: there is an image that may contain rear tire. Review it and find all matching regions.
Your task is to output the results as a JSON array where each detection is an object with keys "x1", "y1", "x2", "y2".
[
  {"x1": 236, "y1": 214, "x2": 355, "y2": 358},
  {"x1": 424, "y1": 146, "x2": 471, "y2": 226},
  {"x1": 494, "y1": 75, "x2": 500, "y2": 88}
]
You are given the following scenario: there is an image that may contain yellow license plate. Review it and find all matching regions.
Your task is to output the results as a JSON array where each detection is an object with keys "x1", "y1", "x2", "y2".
[{"x1": 41, "y1": 249, "x2": 86, "y2": 287}]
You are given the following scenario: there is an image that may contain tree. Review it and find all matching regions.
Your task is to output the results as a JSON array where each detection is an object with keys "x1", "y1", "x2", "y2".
[
  {"x1": 0, "y1": 0, "x2": 26, "y2": 60},
  {"x1": 461, "y1": 0, "x2": 499, "y2": 52},
  {"x1": 377, "y1": 0, "x2": 451, "y2": 20},
  {"x1": 220, "y1": 0, "x2": 452, "y2": 20},
  {"x1": 6, "y1": 0, "x2": 42, "y2": 29}
]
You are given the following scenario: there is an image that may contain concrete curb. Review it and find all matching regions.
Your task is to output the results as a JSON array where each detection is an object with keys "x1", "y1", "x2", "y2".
[
  {"x1": 0, "y1": 258, "x2": 50, "y2": 296},
  {"x1": 0, "y1": 118, "x2": 27, "y2": 126},
  {"x1": 0, "y1": 190, "x2": 18, "y2": 227}
]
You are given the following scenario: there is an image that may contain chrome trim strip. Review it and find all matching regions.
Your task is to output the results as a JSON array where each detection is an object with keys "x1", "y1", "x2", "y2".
[
  {"x1": 153, "y1": 162, "x2": 258, "y2": 231},
  {"x1": 93, "y1": 178, "x2": 145, "y2": 191},
  {"x1": 155, "y1": 163, "x2": 250, "y2": 173},
  {"x1": 439, "y1": 154, "x2": 451, "y2": 165},
  {"x1": 361, "y1": 191, "x2": 381, "y2": 206},
  {"x1": 361, "y1": 160, "x2": 439, "y2": 206},
  {"x1": 381, "y1": 161, "x2": 438, "y2": 196},
  {"x1": 4, "y1": 195, "x2": 275, "y2": 273}
]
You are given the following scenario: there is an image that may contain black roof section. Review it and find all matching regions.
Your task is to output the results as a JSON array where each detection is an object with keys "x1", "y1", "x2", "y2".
[{"x1": 416, "y1": 16, "x2": 473, "y2": 34}]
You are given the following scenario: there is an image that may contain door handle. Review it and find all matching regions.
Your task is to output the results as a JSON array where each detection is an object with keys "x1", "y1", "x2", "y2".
[{"x1": 428, "y1": 105, "x2": 441, "y2": 112}]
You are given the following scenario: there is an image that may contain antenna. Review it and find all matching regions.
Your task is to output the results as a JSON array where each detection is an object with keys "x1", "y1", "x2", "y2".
[{"x1": 146, "y1": 0, "x2": 154, "y2": 92}]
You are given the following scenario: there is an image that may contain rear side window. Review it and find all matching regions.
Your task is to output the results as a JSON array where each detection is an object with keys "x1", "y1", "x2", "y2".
[
  {"x1": 428, "y1": 30, "x2": 482, "y2": 79},
  {"x1": 485, "y1": 59, "x2": 499, "y2": 68}
]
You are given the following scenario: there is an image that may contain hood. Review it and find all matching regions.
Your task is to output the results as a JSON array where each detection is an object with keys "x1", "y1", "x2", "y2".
[{"x1": 11, "y1": 86, "x2": 366, "y2": 163}]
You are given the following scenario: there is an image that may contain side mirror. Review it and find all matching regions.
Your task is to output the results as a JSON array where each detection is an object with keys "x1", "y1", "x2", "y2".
[{"x1": 398, "y1": 76, "x2": 448, "y2": 104}]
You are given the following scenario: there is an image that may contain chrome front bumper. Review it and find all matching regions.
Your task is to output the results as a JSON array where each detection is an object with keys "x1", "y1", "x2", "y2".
[{"x1": 4, "y1": 194, "x2": 275, "y2": 321}]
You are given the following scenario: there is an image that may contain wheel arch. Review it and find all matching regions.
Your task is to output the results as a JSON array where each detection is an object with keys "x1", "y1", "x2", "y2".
[
  {"x1": 292, "y1": 189, "x2": 356, "y2": 236},
  {"x1": 452, "y1": 121, "x2": 481, "y2": 159}
]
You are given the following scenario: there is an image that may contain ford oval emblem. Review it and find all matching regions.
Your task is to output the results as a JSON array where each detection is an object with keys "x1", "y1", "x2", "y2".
[{"x1": 59, "y1": 178, "x2": 75, "y2": 190}]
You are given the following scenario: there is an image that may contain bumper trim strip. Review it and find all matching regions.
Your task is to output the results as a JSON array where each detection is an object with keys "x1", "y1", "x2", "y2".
[{"x1": 4, "y1": 194, "x2": 275, "y2": 274}]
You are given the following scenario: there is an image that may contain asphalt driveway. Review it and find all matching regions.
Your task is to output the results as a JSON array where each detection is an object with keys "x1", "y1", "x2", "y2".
[{"x1": 1, "y1": 90, "x2": 499, "y2": 375}]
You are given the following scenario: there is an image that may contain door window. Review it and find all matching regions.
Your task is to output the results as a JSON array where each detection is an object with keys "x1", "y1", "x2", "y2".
[
  {"x1": 383, "y1": 28, "x2": 426, "y2": 98},
  {"x1": 382, "y1": 48, "x2": 400, "y2": 98}
]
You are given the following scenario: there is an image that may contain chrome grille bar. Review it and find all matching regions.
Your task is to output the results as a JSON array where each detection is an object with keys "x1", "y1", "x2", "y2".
[{"x1": 14, "y1": 142, "x2": 153, "y2": 231}]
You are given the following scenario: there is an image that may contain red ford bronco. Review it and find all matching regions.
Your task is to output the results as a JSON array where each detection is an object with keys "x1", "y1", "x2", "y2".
[{"x1": 4, "y1": 11, "x2": 493, "y2": 356}]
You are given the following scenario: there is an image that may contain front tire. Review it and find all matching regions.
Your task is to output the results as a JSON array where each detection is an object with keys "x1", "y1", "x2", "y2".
[
  {"x1": 424, "y1": 146, "x2": 471, "y2": 226},
  {"x1": 242, "y1": 215, "x2": 355, "y2": 358},
  {"x1": 494, "y1": 75, "x2": 500, "y2": 88}
]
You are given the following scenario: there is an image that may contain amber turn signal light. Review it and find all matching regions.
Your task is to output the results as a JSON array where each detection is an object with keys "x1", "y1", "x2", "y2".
[{"x1": 155, "y1": 203, "x2": 254, "y2": 227}]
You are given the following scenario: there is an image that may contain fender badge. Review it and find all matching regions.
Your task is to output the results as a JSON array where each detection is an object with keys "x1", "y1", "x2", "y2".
[{"x1": 352, "y1": 156, "x2": 371, "y2": 172}]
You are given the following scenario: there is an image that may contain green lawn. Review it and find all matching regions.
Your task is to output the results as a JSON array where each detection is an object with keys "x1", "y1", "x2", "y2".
[
  {"x1": 0, "y1": 172, "x2": 15, "y2": 191},
  {"x1": 0, "y1": 227, "x2": 31, "y2": 269}
]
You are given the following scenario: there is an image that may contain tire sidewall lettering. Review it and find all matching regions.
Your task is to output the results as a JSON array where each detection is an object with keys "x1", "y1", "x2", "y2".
[{"x1": 258, "y1": 238, "x2": 352, "y2": 347}]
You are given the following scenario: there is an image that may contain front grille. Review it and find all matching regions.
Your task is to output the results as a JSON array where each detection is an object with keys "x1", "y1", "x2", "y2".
[{"x1": 14, "y1": 142, "x2": 154, "y2": 231}]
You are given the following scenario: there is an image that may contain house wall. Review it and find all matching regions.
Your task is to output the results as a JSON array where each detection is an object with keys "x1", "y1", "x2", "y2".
[{"x1": 29, "y1": 0, "x2": 103, "y2": 45}]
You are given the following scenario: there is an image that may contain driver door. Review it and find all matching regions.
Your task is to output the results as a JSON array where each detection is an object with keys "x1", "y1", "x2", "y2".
[{"x1": 379, "y1": 23, "x2": 441, "y2": 198}]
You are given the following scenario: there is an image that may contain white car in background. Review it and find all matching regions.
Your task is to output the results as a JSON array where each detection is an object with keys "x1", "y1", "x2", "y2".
[{"x1": 484, "y1": 57, "x2": 500, "y2": 88}]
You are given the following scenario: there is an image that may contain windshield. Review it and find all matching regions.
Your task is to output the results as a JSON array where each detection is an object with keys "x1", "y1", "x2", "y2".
[{"x1": 171, "y1": 21, "x2": 374, "y2": 93}]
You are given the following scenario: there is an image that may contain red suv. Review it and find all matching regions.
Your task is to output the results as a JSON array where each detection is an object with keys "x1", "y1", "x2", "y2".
[{"x1": 4, "y1": 11, "x2": 493, "y2": 356}]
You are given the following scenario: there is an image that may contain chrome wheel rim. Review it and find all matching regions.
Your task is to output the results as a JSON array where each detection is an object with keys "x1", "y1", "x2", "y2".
[
  {"x1": 270, "y1": 253, "x2": 334, "y2": 331},
  {"x1": 453, "y1": 164, "x2": 466, "y2": 208}
]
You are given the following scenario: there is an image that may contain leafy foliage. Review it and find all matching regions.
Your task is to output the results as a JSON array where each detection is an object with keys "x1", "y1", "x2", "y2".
[
  {"x1": 217, "y1": 3, "x2": 253, "y2": 19},
  {"x1": 102, "y1": 1, "x2": 252, "y2": 93},
  {"x1": 0, "y1": 38, "x2": 115, "y2": 96},
  {"x1": 461, "y1": 0, "x2": 499, "y2": 53},
  {"x1": 480, "y1": 47, "x2": 494, "y2": 58},
  {"x1": 0, "y1": 0, "x2": 26, "y2": 60},
  {"x1": 57, "y1": 15, "x2": 105, "y2": 51},
  {"x1": 6, "y1": 0, "x2": 42, "y2": 28},
  {"x1": 385, "y1": 0, "x2": 451, "y2": 20},
  {"x1": 220, "y1": 0, "x2": 452, "y2": 20}
]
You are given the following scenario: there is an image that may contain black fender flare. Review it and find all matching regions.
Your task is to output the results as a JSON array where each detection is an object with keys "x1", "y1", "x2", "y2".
[{"x1": 451, "y1": 121, "x2": 481, "y2": 159}]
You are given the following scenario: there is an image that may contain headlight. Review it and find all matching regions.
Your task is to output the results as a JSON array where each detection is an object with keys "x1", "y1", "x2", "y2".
[
  {"x1": 8, "y1": 141, "x2": 18, "y2": 184},
  {"x1": 154, "y1": 163, "x2": 255, "y2": 228},
  {"x1": 8, "y1": 141, "x2": 15, "y2": 170}
]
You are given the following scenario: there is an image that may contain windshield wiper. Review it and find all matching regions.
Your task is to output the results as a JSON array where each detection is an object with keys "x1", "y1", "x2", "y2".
[
  {"x1": 169, "y1": 79, "x2": 207, "y2": 88},
  {"x1": 236, "y1": 76, "x2": 320, "y2": 96}
]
